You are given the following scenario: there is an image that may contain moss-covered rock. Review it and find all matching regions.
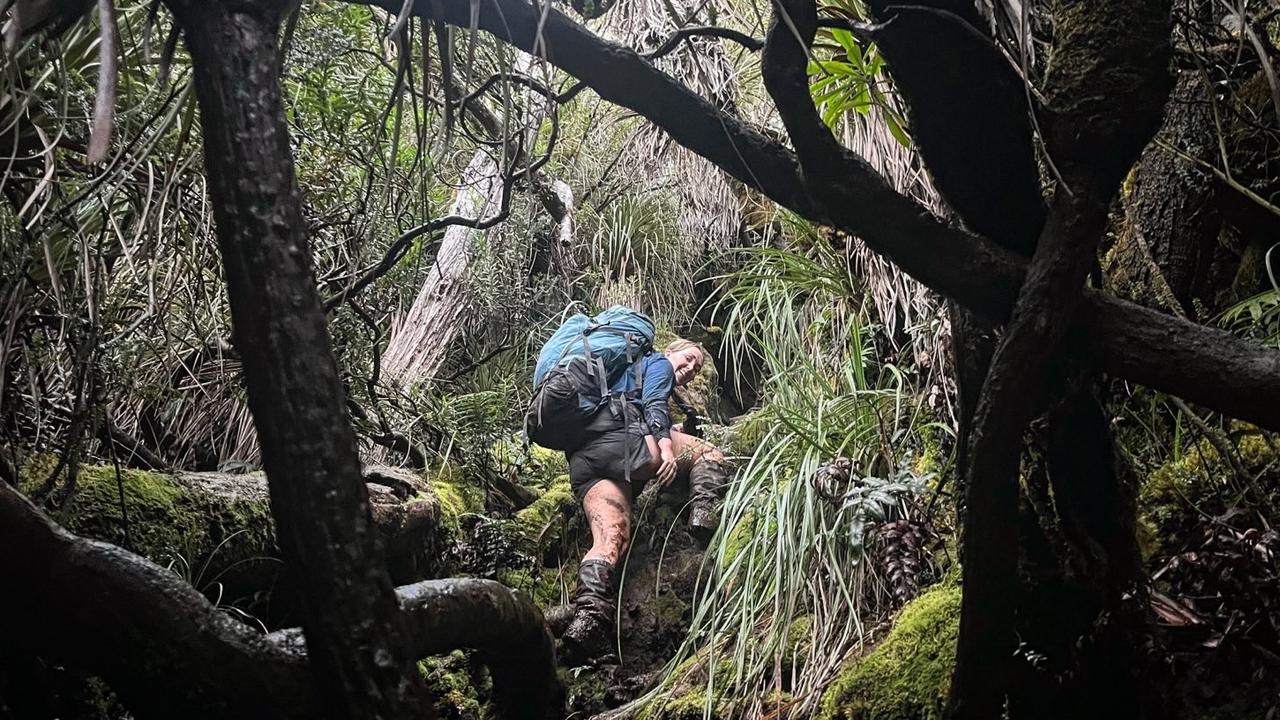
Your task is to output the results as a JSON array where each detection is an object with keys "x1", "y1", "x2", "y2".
[
  {"x1": 662, "y1": 687, "x2": 725, "y2": 720},
  {"x1": 779, "y1": 615, "x2": 813, "y2": 679},
  {"x1": 513, "y1": 474, "x2": 576, "y2": 552},
  {"x1": 490, "y1": 437, "x2": 568, "y2": 494},
  {"x1": 16, "y1": 455, "x2": 459, "y2": 601},
  {"x1": 427, "y1": 461, "x2": 487, "y2": 536},
  {"x1": 818, "y1": 583, "x2": 961, "y2": 720}
]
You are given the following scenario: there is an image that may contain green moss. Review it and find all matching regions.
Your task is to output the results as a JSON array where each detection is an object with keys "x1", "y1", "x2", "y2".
[
  {"x1": 912, "y1": 432, "x2": 943, "y2": 477},
  {"x1": 721, "y1": 504, "x2": 757, "y2": 566},
  {"x1": 419, "y1": 651, "x2": 493, "y2": 720},
  {"x1": 427, "y1": 461, "x2": 487, "y2": 534},
  {"x1": 491, "y1": 437, "x2": 569, "y2": 493},
  {"x1": 1139, "y1": 430, "x2": 1278, "y2": 554},
  {"x1": 726, "y1": 411, "x2": 768, "y2": 458},
  {"x1": 818, "y1": 583, "x2": 961, "y2": 720},
  {"x1": 497, "y1": 565, "x2": 566, "y2": 608},
  {"x1": 513, "y1": 474, "x2": 576, "y2": 550},
  {"x1": 655, "y1": 589, "x2": 690, "y2": 627},
  {"x1": 780, "y1": 615, "x2": 813, "y2": 678},
  {"x1": 662, "y1": 688, "x2": 725, "y2": 720},
  {"x1": 18, "y1": 455, "x2": 274, "y2": 579},
  {"x1": 526, "y1": 445, "x2": 570, "y2": 491}
]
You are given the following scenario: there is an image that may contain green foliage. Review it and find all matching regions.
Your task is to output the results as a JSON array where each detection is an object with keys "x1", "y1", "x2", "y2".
[
  {"x1": 1139, "y1": 429, "x2": 1279, "y2": 554},
  {"x1": 419, "y1": 651, "x2": 494, "y2": 720},
  {"x1": 577, "y1": 190, "x2": 698, "y2": 324},
  {"x1": 513, "y1": 474, "x2": 577, "y2": 553},
  {"x1": 1218, "y1": 289, "x2": 1280, "y2": 346},
  {"x1": 807, "y1": 13, "x2": 911, "y2": 146},
  {"x1": 817, "y1": 583, "x2": 961, "y2": 720},
  {"x1": 632, "y1": 222, "x2": 935, "y2": 718},
  {"x1": 809, "y1": 33, "x2": 908, "y2": 145}
]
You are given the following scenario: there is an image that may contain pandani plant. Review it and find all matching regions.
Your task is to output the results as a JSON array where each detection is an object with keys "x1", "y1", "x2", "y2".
[{"x1": 620, "y1": 214, "x2": 945, "y2": 719}]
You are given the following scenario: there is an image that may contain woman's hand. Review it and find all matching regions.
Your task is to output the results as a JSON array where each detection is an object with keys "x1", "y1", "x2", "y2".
[{"x1": 658, "y1": 442, "x2": 678, "y2": 486}]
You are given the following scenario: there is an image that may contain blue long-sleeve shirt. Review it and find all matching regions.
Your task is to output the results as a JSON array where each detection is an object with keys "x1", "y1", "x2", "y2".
[{"x1": 610, "y1": 353, "x2": 675, "y2": 441}]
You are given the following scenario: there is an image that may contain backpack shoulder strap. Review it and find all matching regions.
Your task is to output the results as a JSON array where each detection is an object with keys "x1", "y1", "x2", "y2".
[{"x1": 633, "y1": 351, "x2": 648, "y2": 398}]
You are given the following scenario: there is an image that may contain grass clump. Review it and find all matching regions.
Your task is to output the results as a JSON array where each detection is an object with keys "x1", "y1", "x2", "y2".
[{"x1": 817, "y1": 583, "x2": 961, "y2": 720}]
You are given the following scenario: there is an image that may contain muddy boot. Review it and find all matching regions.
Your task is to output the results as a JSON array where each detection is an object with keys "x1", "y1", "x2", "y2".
[
  {"x1": 688, "y1": 457, "x2": 730, "y2": 543},
  {"x1": 544, "y1": 603, "x2": 575, "y2": 637},
  {"x1": 561, "y1": 559, "x2": 618, "y2": 663}
]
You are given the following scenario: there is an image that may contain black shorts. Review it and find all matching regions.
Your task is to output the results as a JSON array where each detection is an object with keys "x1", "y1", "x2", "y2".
[{"x1": 567, "y1": 421, "x2": 655, "y2": 503}]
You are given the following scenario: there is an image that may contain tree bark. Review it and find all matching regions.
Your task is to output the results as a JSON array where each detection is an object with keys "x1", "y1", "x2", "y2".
[
  {"x1": 948, "y1": 2, "x2": 1173, "y2": 716},
  {"x1": 381, "y1": 52, "x2": 562, "y2": 388},
  {"x1": 382, "y1": 149, "x2": 503, "y2": 387},
  {"x1": 0, "y1": 480, "x2": 557, "y2": 719},
  {"x1": 162, "y1": 1, "x2": 433, "y2": 715},
  {"x1": 862, "y1": 2, "x2": 1045, "y2": 537},
  {"x1": 1119, "y1": 73, "x2": 1221, "y2": 315},
  {"x1": 866, "y1": 2, "x2": 1045, "y2": 253}
]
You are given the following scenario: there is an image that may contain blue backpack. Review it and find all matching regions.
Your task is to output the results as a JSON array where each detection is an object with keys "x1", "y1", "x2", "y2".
[{"x1": 526, "y1": 306, "x2": 656, "y2": 451}]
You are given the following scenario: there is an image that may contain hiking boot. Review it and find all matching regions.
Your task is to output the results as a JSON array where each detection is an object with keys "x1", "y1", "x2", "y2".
[
  {"x1": 544, "y1": 603, "x2": 575, "y2": 637},
  {"x1": 561, "y1": 559, "x2": 618, "y2": 663},
  {"x1": 689, "y1": 457, "x2": 730, "y2": 542}
]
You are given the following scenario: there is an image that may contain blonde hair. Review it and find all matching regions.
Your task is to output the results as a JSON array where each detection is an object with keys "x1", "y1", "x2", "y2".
[{"x1": 663, "y1": 338, "x2": 705, "y2": 355}]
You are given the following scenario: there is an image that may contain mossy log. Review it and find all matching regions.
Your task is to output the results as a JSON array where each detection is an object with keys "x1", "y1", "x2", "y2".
[{"x1": 17, "y1": 457, "x2": 452, "y2": 599}]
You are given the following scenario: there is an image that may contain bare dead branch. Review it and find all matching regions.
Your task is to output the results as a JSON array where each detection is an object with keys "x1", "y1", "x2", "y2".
[{"x1": 86, "y1": 0, "x2": 119, "y2": 164}]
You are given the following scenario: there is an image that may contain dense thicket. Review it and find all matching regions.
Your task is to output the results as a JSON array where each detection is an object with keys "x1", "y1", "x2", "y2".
[{"x1": 2, "y1": 0, "x2": 1279, "y2": 718}]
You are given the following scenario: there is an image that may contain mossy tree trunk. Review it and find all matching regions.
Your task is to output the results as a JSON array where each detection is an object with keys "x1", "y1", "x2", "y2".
[
  {"x1": 1120, "y1": 73, "x2": 1224, "y2": 316},
  {"x1": 854, "y1": 3, "x2": 1167, "y2": 714}
]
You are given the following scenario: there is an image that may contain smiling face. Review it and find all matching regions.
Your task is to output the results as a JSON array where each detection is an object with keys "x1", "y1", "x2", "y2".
[{"x1": 666, "y1": 345, "x2": 704, "y2": 387}]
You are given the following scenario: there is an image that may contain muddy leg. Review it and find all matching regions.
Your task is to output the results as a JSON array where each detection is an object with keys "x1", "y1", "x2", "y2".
[{"x1": 582, "y1": 480, "x2": 632, "y2": 565}]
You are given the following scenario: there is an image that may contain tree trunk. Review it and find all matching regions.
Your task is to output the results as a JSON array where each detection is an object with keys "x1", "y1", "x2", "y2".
[
  {"x1": 381, "y1": 149, "x2": 503, "y2": 387},
  {"x1": 381, "y1": 49, "x2": 565, "y2": 389},
  {"x1": 948, "y1": 1, "x2": 1173, "y2": 717},
  {"x1": 1007, "y1": 375, "x2": 1150, "y2": 718},
  {"x1": 163, "y1": 0, "x2": 433, "y2": 715},
  {"x1": 1115, "y1": 73, "x2": 1222, "y2": 316}
]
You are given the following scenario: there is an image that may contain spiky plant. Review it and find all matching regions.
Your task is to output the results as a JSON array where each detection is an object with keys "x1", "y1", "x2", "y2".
[
  {"x1": 597, "y1": 0, "x2": 744, "y2": 249},
  {"x1": 617, "y1": 218, "x2": 939, "y2": 719},
  {"x1": 807, "y1": 1, "x2": 953, "y2": 417}
]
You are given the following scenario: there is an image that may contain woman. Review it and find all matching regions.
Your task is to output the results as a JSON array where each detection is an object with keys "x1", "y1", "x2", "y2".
[{"x1": 557, "y1": 338, "x2": 731, "y2": 660}]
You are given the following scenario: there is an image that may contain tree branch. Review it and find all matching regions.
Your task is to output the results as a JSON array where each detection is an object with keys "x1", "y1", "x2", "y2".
[
  {"x1": 348, "y1": 0, "x2": 1280, "y2": 431},
  {"x1": 163, "y1": 1, "x2": 433, "y2": 714},
  {"x1": 1, "y1": 481, "x2": 557, "y2": 719}
]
